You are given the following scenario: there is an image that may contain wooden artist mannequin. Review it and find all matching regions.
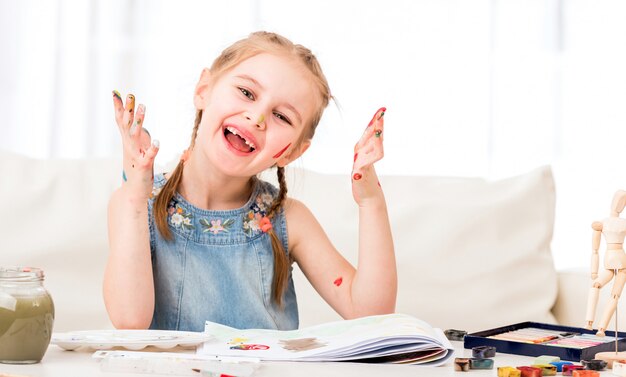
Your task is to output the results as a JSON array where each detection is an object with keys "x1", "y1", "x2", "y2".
[{"x1": 585, "y1": 189, "x2": 626, "y2": 337}]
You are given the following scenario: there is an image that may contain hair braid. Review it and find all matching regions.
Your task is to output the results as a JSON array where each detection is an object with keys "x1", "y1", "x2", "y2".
[
  {"x1": 267, "y1": 166, "x2": 288, "y2": 217},
  {"x1": 265, "y1": 166, "x2": 289, "y2": 306},
  {"x1": 154, "y1": 110, "x2": 202, "y2": 240}
]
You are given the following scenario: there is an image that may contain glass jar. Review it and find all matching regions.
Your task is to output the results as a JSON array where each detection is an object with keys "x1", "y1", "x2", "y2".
[{"x1": 0, "y1": 267, "x2": 55, "y2": 364}]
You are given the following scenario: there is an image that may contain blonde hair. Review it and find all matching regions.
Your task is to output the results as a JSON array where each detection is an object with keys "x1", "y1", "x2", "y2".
[{"x1": 154, "y1": 31, "x2": 331, "y2": 306}]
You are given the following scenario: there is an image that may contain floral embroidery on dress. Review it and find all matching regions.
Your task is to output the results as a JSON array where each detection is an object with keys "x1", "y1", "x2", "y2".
[
  {"x1": 149, "y1": 185, "x2": 163, "y2": 200},
  {"x1": 242, "y1": 190, "x2": 274, "y2": 237},
  {"x1": 168, "y1": 200, "x2": 194, "y2": 230},
  {"x1": 200, "y1": 218, "x2": 235, "y2": 234},
  {"x1": 243, "y1": 211, "x2": 263, "y2": 236}
]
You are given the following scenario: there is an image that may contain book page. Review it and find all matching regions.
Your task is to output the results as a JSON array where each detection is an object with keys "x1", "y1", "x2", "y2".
[{"x1": 197, "y1": 313, "x2": 454, "y2": 365}]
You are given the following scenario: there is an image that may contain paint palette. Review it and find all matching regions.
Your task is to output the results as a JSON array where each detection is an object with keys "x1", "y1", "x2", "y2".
[
  {"x1": 52, "y1": 329, "x2": 213, "y2": 351},
  {"x1": 464, "y1": 322, "x2": 626, "y2": 361}
]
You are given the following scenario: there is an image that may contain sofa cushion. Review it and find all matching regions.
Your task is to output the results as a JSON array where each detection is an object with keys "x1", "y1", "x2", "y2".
[
  {"x1": 1, "y1": 147, "x2": 557, "y2": 333},
  {"x1": 0, "y1": 150, "x2": 119, "y2": 331},
  {"x1": 283, "y1": 166, "x2": 558, "y2": 332}
]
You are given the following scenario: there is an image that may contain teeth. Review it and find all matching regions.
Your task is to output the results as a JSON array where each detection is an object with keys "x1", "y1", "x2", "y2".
[{"x1": 226, "y1": 126, "x2": 256, "y2": 150}]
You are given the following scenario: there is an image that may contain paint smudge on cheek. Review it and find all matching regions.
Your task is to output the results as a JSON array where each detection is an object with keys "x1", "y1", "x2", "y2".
[
  {"x1": 333, "y1": 277, "x2": 343, "y2": 287},
  {"x1": 353, "y1": 173, "x2": 362, "y2": 181},
  {"x1": 273, "y1": 143, "x2": 291, "y2": 159}
]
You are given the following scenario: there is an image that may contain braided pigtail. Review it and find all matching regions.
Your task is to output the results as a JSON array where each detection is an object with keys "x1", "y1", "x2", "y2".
[
  {"x1": 154, "y1": 110, "x2": 202, "y2": 240},
  {"x1": 265, "y1": 166, "x2": 290, "y2": 306}
]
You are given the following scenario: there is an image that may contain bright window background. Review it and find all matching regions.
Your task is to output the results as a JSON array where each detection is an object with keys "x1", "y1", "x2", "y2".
[{"x1": 1, "y1": 0, "x2": 626, "y2": 270}]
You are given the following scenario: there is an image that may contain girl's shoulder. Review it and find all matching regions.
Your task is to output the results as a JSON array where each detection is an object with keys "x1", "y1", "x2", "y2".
[
  {"x1": 154, "y1": 172, "x2": 168, "y2": 186},
  {"x1": 249, "y1": 177, "x2": 280, "y2": 216},
  {"x1": 149, "y1": 173, "x2": 168, "y2": 200},
  {"x1": 255, "y1": 177, "x2": 279, "y2": 198}
]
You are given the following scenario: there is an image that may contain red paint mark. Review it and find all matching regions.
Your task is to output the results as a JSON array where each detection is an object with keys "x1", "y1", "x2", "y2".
[
  {"x1": 334, "y1": 277, "x2": 343, "y2": 286},
  {"x1": 353, "y1": 153, "x2": 358, "y2": 162},
  {"x1": 272, "y1": 143, "x2": 291, "y2": 159},
  {"x1": 366, "y1": 107, "x2": 387, "y2": 128},
  {"x1": 230, "y1": 344, "x2": 270, "y2": 350},
  {"x1": 353, "y1": 173, "x2": 362, "y2": 181},
  {"x1": 377, "y1": 181, "x2": 381, "y2": 188}
]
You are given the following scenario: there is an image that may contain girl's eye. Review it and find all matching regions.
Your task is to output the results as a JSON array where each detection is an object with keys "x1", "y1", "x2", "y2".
[
  {"x1": 273, "y1": 112, "x2": 292, "y2": 125},
  {"x1": 238, "y1": 87, "x2": 254, "y2": 100}
]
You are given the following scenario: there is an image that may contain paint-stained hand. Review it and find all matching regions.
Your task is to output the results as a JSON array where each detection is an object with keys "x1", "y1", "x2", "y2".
[
  {"x1": 351, "y1": 107, "x2": 385, "y2": 204},
  {"x1": 112, "y1": 91, "x2": 159, "y2": 195}
]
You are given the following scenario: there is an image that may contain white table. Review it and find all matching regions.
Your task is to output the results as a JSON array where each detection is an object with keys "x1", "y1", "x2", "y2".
[{"x1": 0, "y1": 341, "x2": 615, "y2": 376}]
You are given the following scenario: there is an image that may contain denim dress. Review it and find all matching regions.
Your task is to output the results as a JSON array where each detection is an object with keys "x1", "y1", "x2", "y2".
[{"x1": 147, "y1": 174, "x2": 299, "y2": 332}]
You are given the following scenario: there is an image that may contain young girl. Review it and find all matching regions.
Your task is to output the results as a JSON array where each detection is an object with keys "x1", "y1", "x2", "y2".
[{"x1": 103, "y1": 31, "x2": 397, "y2": 332}]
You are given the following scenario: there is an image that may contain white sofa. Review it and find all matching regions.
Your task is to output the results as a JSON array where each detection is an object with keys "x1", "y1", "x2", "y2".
[{"x1": 0, "y1": 150, "x2": 617, "y2": 334}]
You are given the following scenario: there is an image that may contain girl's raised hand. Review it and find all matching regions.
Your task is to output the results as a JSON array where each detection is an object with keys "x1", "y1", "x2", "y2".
[
  {"x1": 351, "y1": 107, "x2": 386, "y2": 205},
  {"x1": 112, "y1": 91, "x2": 159, "y2": 197}
]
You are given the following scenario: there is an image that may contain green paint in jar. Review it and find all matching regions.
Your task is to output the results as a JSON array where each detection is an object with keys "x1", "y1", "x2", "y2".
[{"x1": 0, "y1": 267, "x2": 55, "y2": 364}]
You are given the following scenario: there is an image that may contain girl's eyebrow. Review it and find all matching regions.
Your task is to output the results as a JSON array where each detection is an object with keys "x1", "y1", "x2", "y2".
[
  {"x1": 236, "y1": 75, "x2": 264, "y2": 90},
  {"x1": 235, "y1": 75, "x2": 303, "y2": 125}
]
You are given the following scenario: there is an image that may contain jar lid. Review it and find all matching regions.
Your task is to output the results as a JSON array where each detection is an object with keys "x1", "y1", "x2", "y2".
[{"x1": 0, "y1": 267, "x2": 44, "y2": 282}]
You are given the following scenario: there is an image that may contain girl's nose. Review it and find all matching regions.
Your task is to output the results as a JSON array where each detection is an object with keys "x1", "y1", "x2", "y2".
[
  {"x1": 255, "y1": 114, "x2": 266, "y2": 130},
  {"x1": 246, "y1": 113, "x2": 266, "y2": 130}
]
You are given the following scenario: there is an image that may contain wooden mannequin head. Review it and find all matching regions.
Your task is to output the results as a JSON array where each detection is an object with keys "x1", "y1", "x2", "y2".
[{"x1": 610, "y1": 190, "x2": 626, "y2": 217}]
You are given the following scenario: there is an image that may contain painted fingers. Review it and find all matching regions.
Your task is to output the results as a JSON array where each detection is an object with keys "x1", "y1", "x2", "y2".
[
  {"x1": 112, "y1": 91, "x2": 159, "y2": 186},
  {"x1": 112, "y1": 91, "x2": 136, "y2": 134},
  {"x1": 352, "y1": 107, "x2": 385, "y2": 182}
]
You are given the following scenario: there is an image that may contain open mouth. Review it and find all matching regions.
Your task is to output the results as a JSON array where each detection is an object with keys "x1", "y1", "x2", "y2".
[{"x1": 224, "y1": 126, "x2": 256, "y2": 153}]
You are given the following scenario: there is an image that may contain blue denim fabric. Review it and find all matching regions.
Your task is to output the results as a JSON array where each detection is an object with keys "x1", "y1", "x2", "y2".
[{"x1": 147, "y1": 173, "x2": 299, "y2": 332}]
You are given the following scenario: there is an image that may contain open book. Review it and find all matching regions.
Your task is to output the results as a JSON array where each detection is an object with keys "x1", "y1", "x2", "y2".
[{"x1": 198, "y1": 313, "x2": 454, "y2": 366}]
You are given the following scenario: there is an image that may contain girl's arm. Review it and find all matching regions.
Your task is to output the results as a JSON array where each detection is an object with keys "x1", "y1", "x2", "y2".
[
  {"x1": 288, "y1": 108, "x2": 396, "y2": 318},
  {"x1": 103, "y1": 92, "x2": 159, "y2": 329}
]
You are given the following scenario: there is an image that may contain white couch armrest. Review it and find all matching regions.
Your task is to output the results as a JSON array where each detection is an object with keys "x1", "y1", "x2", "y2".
[
  {"x1": 553, "y1": 268, "x2": 588, "y2": 327},
  {"x1": 554, "y1": 268, "x2": 626, "y2": 331}
]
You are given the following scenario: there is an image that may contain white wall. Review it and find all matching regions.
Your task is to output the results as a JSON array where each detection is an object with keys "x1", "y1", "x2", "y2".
[{"x1": 1, "y1": 0, "x2": 626, "y2": 270}]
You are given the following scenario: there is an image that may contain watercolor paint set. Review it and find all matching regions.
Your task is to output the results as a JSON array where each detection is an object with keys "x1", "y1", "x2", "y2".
[{"x1": 464, "y1": 322, "x2": 626, "y2": 361}]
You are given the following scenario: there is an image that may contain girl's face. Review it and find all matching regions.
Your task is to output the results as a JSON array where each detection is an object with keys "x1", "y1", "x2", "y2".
[{"x1": 194, "y1": 53, "x2": 319, "y2": 178}]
